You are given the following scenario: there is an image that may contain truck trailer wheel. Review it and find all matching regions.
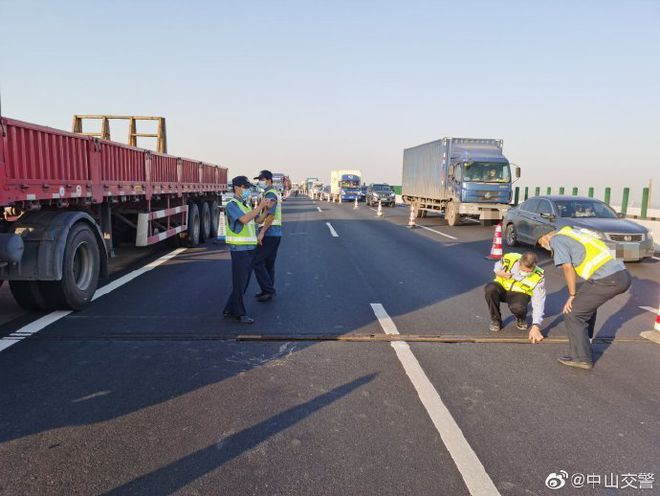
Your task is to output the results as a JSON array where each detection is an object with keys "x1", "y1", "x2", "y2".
[
  {"x1": 185, "y1": 203, "x2": 201, "y2": 247},
  {"x1": 209, "y1": 200, "x2": 220, "y2": 238},
  {"x1": 9, "y1": 281, "x2": 49, "y2": 311},
  {"x1": 446, "y1": 202, "x2": 461, "y2": 226},
  {"x1": 40, "y1": 222, "x2": 101, "y2": 310},
  {"x1": 199, "y1": 201, "x2": 211, "y2": 243}
]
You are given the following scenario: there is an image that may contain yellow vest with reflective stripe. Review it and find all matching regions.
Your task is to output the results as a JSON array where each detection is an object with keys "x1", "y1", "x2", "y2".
[
  {"x1": 264, "y1": 187, "x2": 282, "y2": 226},
  {"x1": 494, "y1": 252, "x2": 545, "y2": 296},
  {"x1": 556, "y1": 226, "x2": 613, "y2": 280},
  {"x1": 225, "y1": 199, "x2": 257, "y2": 246}
]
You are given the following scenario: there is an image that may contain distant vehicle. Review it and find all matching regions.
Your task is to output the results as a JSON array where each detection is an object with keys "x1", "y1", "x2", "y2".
[
  {"x1": 305, "y1": 177, "x2": 319, "y2": 196},
  {"x1": 503, "y1": 196, "x2": 654, "y2": 262},
  {"x1": 359, "y1": 185, "x2": 368, "y2": 202},
  {"x1": 272, "y1": 172, "x2": 285, "y2": 192},
  {"x1": 402, "y1": 138, "x2": 520, "y2": 225},
  {"x1": 366, "y1": 183, "x2": 395, "y2": 207},
  {"x1": 321, "y1": 185, "x2": 332, "y2": 201},
  {"x1": 311, "y1": 181, "x2": 324, "y2": 200},
  {"x1": 330, "y1": 169, "x2": 362, "y2": 202}
]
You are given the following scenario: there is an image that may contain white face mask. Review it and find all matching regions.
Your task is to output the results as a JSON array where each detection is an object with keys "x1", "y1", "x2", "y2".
[{"x1": 258, "y1": 180, "x2": 267, "y2": 189}]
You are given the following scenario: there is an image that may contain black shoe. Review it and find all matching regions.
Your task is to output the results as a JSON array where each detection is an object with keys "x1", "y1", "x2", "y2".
[
  {"x1": 223, "y1": 311, "x2": 234, "y2": 318},
  {"x1": 237, "y1": 316, "x2": 255, "y2": 324},
  {"x1": 516, "y1": 318, "x2": 528, "y2": 331},
  {"x1": 257, "y1": 293, "x2": 273, "y2": 302},
  {"x1": 488, "y1": 320, "x2": 502, "y2": 332},
  {"x1": 557, "y1": 356, "x2": 593, "y2": 370}
]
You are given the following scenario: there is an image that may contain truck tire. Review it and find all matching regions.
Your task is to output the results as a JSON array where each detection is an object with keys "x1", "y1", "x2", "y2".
[
  {"x1": 209, "y1": 200, "x2": 220, "y2": 238},
  {"x1": 185, "y1": 203, "x2": 201, "y2": 247},
  {"x1": 199, "y1": 201, "x2": 211, "y2": 243},
  {"x1": 9, "y1": 281, "x2": 48, "y2": 311},
  {"x1": 39, "y1": 222, "x2": 101, "y2": 310},
  {"x1": 505, "y1": 223, "x2": 518, "y2": 247},
  {"x1": 446, "y1": 202, "x2": 461, "y2": 226}
]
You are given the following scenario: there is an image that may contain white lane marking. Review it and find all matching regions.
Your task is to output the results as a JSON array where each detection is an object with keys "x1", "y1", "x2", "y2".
[
  {"x1": 370, "y1": 303, "x2": 500, "y2": 496},
  {"x1": 92, "y1": 248, "x2": 186, "y2": 300},
  {"x1": 0, "y1": 247, "x2": 188, "y2": 353},
  {"x1": 369, "y1": 207, "x2": 377, "y2": 212},
  {"x1": 417, "y1": 224, "x2": 458, "y2": 240},
  {"x1": 317, "y1": 207, "x2": 323, "y2": 213},
  {"x1": 326, "y1": 222, "x2": 339, "y2": 237},
  {"x1": 639, "y1": 306, "x2": 657, "y2": 313}
]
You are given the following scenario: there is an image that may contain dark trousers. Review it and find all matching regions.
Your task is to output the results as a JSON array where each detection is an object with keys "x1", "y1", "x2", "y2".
[
  {"x1": 253, "y1": 236, "x2": 281, "y2": 295},
  {"x1": 224, "y1": 249, "x2": 255, "y2": 317},
  {"x1": 565, "y1": 269, "x2": 631, "y2": 362},
  {"x1": 484, "y1": 282, "x2": 530, "y2": 323}
]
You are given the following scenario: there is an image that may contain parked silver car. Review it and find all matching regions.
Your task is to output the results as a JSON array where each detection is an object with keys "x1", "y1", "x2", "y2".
[{"x1": 503, "y1": 196, "x2": 654, "y2": 261}]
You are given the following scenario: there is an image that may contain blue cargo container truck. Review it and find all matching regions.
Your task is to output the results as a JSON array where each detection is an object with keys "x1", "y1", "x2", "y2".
[{"x1": 401, "y1": 137, "x2": 520, "y2": 226}]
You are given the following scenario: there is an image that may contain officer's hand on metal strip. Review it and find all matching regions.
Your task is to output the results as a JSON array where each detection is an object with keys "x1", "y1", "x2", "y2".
[
  {"x1": 562, "y1": 296, "x2": 575, "y2": 315},
  {"x1": 257, "y1": 231, "x2": 265, "y2": 245},
  {"x1": 528, "y1": 325, "x2": 544, "y2": 344}
]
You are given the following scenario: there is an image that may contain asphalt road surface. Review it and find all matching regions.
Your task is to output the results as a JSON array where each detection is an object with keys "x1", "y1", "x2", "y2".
[{"x1": 1, "y1": 196, "x2": 658, "y2": 496}]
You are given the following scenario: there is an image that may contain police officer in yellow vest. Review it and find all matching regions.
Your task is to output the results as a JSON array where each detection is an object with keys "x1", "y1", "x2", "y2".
[
  {"x1": 538, "y1": 227, "x2": 631, "y2": 370},
  {"x1": 252, "y1": 170, "x2": 282, "y2": 302},
  {"x1": 223, "y1": 176, "x2": 273, "y2": 324},
  {"x1": 485, "y1": 251, "x2": 546, "y2": 342}
]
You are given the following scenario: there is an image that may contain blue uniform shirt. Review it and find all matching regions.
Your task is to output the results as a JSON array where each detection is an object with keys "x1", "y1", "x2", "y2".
[
  {"x1": 261, "y1": 190, "x2": 282, "y2": 237},
  {"x1": 550, "y1": 235, "x2": 625, "y2": 280},
  {"x1": 225, "y1": 201, "x2": 256, "y2": 252}
]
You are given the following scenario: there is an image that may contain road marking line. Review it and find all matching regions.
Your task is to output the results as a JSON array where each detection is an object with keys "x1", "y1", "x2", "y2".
[
  {"x1": 326, "y1": 222, "x2": 339, "y2": 237},
  {"x1": 639, "y1": 306, "x2": 657, "y2": 313},
  {"x1": 417, "y1": 225, "x2": 458, "y2": 240},
  {"x1": 0, "y1": 247, "x2": 188, "y2": 353},
  {"x1": 317, "y1": 207, "x2": 323, "y2": 212},
  {"x1": 370, "y1": 303, "x2": 500, "y2": 496},
  {"x1": 369, "y1": 207, "x2": 377, "y2": 212}
]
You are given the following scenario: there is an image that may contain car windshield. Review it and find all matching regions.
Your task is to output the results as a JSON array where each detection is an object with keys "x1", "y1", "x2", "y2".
[
  {"x1": 341, "y1": 181, "x2": 359, "y2": 188},
  {"x1": 554, "y1": 200, "x2": 618, "y2": 218},
  {"x1": 461, "y1": 162, "x2": 510, "y2": 183},
  {"x1": 373, "y1": 184, "x2": 391, "y2": 192}
]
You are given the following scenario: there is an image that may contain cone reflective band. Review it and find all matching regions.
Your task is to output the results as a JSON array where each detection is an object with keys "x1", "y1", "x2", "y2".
[
  {"x1": 407, "y1": 204, "x2": 416, "y2": 228},
  {"x1": 377, "y1": 199, "x2": 383, "y2": 216},
  {"x1": 486, "y1": 223, "x2": 503, "y2": 260},
  {"x1": 640, "y1": 304, "x2": 660, "y2": 344},
  {"x1": 354, "y1": 196, "x2": 358, "y2": 209}
]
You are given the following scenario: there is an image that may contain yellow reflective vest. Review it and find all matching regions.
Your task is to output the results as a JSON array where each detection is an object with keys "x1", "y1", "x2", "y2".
[
  {"x1": 555, "y1": 226, "x2": 613, "y2": 280},
  {"x1": 264, "y1": 187, "x2": 282, "y2": 226},
  {"x1": 494, "y1": 252, "x2": 544, "y2": 296},
  {"x1": 225, "y1": 199, "x2": 257, "y2": 246}
]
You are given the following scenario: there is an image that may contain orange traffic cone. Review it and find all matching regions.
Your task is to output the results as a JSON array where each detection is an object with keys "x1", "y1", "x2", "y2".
[
  {"x1": 486, "y1": 223, "x2": 503, "y2": 260},
  {"x1": 640, "y1": 304, "x2": 660, "y2": 344}
]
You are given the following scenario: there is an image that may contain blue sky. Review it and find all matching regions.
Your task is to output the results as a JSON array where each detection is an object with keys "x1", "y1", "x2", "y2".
[{"x1": 2, "y1": 0, "x2": 659, "y2": 205}]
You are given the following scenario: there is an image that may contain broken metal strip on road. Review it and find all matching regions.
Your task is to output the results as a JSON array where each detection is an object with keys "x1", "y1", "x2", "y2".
[{"x1": 22, "y1": 333, "x2": 648, "y2": 344}]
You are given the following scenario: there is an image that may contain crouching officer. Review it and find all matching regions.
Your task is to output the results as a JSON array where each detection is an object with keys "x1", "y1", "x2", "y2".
[
  {"x1": 484, "y1": 251, "x2": 546, "y2": 343},
  {"x1": 223, "y1": 176, "x2": 273, "y2": 324},
  {"x1": 538, "y1": 227, "x2": 631, "y2": 370}
]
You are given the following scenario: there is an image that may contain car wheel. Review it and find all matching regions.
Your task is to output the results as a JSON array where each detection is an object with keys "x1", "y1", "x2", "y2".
[{"x1": 505, "y1": 223, "x2": 518, "y2": 247}]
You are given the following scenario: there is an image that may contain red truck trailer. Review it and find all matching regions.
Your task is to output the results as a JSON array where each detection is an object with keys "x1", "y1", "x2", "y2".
[{"x1": 0, "y1": 117, "x2": 227, "y2": 311}]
